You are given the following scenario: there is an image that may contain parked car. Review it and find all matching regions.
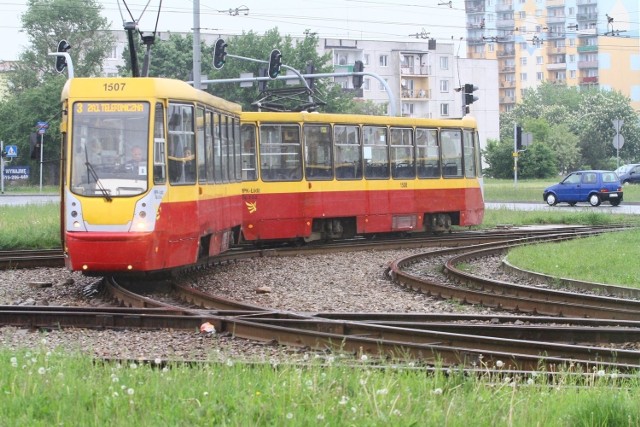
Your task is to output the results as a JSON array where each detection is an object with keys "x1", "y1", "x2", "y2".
[
  {"x1": 614, "y1": 164, "x2": 640, "y2": 185},
  {"x1": 543, "y1": 170, "x2": 623, "y2": 207}
]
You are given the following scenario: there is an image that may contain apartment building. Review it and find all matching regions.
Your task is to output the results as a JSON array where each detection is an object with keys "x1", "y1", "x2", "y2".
[{"x1": 466, "y1": 0, "x2": 640, "y2": 112}]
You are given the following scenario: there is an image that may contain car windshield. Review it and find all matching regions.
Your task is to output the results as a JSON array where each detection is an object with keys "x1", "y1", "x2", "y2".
[
  {"x1": 70, "y1": 101, "x2": 150, "y2": 198},
  {"x1": 615, "y1": 165, "x2": 631, "y2": 175}
]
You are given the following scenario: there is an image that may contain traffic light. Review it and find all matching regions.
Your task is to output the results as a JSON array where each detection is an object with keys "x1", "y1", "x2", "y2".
[
  {"x1": 352, "y1": 60, "x2": 364, "y2": 89},
  {"x1": 55, "y1": 39, "x2": 71, "y2": 73},
  {"x1": 464, "y1": 83, "x2": 479, "y2": 106},
  {"x1": 305, "y1": 63, "x2": 315, "y2": 91},
  {"x1": 268, "y1": 49, "x2": 282, "y2": 79},
  {"x1": 515, "y1": 126, "x2": 523, "y2": 150},
  {"x1": 213, "y1": 38, "x2": 227, "y2": 70}
]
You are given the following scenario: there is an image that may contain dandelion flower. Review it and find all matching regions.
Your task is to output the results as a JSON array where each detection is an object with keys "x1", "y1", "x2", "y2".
[
  {"x1": 376, "y1": 388, "x2": 389, "y2": 395},
  {"x1": 496, "y1": 360, "x2": 504, "y2": 368},
  {"x1": 338, "y1": 396, "x2": 348, "y2": 405},
  {"x1": 316, "y1": 414, "x2": 325, "y2": 421},
  {"x1": 226, "y1": 359, "x2": 234, "y2": 367},
  {"x1": 154, "y1": 358, "x2": 162, "y2": 365},
  {"x1": 127, "y1": 388, "x2": 135, "y2": 395},
  {"x1": 433, "y1": 388, "x2": 443, "y2": 395},
  {"x1": 38, "y1": 367, "x2": 46, "y2": 375},
  {"x1": 286, "y1": 413, "x2": 293, "y2": 419},
  {"x1": 129, "y1": 363, "x2": 138, "y2": 370},
  {"x1": 597, "y1": 370, "x2": 606, "y2": 377},
  {"x1": 611, "y1": 372, "x2": 618, "y2": 379},
  {"x1": 360, "y1": 354, "x2": 368, "y2": 362}
]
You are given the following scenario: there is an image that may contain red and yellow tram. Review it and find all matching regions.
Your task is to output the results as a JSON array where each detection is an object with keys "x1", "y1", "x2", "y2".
[
  {"x1": 60, "y1": 77, "x2": 243, "y2": 274},
  {"x1": 239, "y1": 111, "x2": 484, "y2": 243}
]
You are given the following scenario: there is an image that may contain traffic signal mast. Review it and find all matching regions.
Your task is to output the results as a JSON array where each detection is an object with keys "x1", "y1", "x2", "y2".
[{"x1": 462, "y1": 83, "x2": 479, "y2": 115}]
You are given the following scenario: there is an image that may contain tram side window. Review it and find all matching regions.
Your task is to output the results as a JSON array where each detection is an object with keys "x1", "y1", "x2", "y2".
[
  {"x1": 390, "y1": 127, "x2": 415, "y2": 179},
  {"x1": 241, "y1": 124, "x2": 257, "y2": 181},
  {"x1": 463, "y1": 129, "x2": 477, "y2": 178},
  {"x1": 304, "y1": 124, "x2": 333, "y2": 180},
  {"x1": 214, "y1": 113, "x2": 223, "y2": 183},
  {"x1": 168, "y1": 103, "x2": 196, "y2": 185},
  {"x1": 197, "y1": 107, "x2": 206, "y2": 184},
  {"x1": 363, "y1": 125, "x2": 389, "y2": 179},
  {"x1": 205, "y1": 111, "x2": 215, "y2": 183},
  {"x1": 259, "y1": 124, "x2": 302, "y2": 181},
  {"x1": 153, "y1": 103, "x2": 166, "y2": 184},
  {"x1": 222, "y1": 116, "x2": 231, "y2": 183},
  {"x1": 335, "y1": 125, "x2": 362, "y2": 180},
  {"x1": 416, "y1": 128, "x2": 439, "y2": 178},
  {"x1": 441, "y1": 129, "x2": 463, "y2": 178},
  {"x1": 225, "y1": 117, "x2": 235, "y2": 182},
  {"x1": 234, "y1": 119, "x2": 242, "y2": 182}
]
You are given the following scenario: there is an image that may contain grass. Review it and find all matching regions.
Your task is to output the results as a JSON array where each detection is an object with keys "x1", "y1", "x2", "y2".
[
  {"x1": 2, "y1": 348, "x2": 640, "y2": 426},
  {"x1": 506, "y1": 228, "x2": 640, "y2": 288},
  {"x1": 0, "y1": 204, "x2": 61, "y2": 249}
]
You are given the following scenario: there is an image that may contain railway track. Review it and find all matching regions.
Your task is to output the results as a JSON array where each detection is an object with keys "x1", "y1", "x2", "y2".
[{"x1": 3, "y1": 225, "x2": 640, "y2": 371}]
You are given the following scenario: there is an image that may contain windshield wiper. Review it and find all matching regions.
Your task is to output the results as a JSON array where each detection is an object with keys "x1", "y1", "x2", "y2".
[{"x1": 85, "y1": 161, "x2": 113, "y2": 202}]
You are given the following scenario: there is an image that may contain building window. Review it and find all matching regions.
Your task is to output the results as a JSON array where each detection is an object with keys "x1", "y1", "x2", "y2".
[
  {"x1": 440, "y1": 103, "x2": 449, "y2": 116},
  {"x1": 568, "y1": 7, "x2": 574, "y2": 15},
  {"x1": 520, "y1": 73, "x2": 527, "y2": 81},
  {"x1": 440, "y1": 80, "x2": 449, "y2": 92},
  {"x1": 363, "y1": 54, "x2": 369, "y2": 65},
  {"x1": 570, "y1": 70, "x2": 576, "y2": 78},
  {"x1": 536, "y1": 72, "x2": 543, "y2": 81},
  {"x1": 519, "y1": 42, "x2": 527, "y2": 50},
  {"x1": 520, "y1": 57, "x2": 527, "y2": 66},
  {"x1": 536, "y1": 56, "x2": 543, "y2": 64},
  {"x1": 440, "y1": 56, "x2": 449, "y2": 70},
  {"x1": 379, "y1": 55, "x2": 388, "y2": 67},
  {"x1": 488, "y1": 43, "x2": 495, "y2": 52},
  {"x1": 379, "y1": 79, "x2": 387, "y2": 91},
  {"x1": 568, "y1": 54, "x2": 575, "y2": 63},
  {"x1": 363, "y1": 78, "x2": 370, "y2": 90},
  {"x1": 519, "y1": 11, "x2": 526, "y2": 18}
]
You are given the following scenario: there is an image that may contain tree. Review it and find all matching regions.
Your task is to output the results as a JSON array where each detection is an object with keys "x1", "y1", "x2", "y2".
[
  {"x1": 501, "y1": 82, "x2": 640, "y2": 172},
  {"x1": 118, "y1": 28, "x2": 374, "y2": 114},
  {"x1": 482, "y1": 139, "x2": 514, "y2": 179},
  {"x1": 6, "y1": 0, "x2": 114, "y2": 94},
  {"x1": 0, "y1": 0, "x2": 114, "y2": 185}
]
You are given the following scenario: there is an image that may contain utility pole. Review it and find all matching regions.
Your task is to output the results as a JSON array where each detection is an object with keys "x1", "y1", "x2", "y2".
[{"x1": 192, "y1": 0, "x2": 201, "y2": 89}]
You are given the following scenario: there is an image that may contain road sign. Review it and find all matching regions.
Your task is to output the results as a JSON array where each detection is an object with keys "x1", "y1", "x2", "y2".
[
  {"x1": 36, "y1": 121, "x2": 49, "y2": 135},
  {"x1": 5, "y1": 145, "x2": 18, "y2": 157},
  {"x1": 612, "y1": 119, "x2": 623, "y2": 133},
  {"x1": 613, "y1": 134, "x2": 625, "y2": 149}
]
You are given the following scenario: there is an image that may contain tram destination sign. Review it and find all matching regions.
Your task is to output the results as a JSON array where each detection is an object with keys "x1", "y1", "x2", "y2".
[{"x1": 2, "y1": 166, "x2": 30, "y2": 180}]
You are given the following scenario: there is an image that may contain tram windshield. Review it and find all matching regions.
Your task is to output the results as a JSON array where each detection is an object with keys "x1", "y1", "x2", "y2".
[{"x1": 70, "y1": 102, "x2": 150, "y2": 197}]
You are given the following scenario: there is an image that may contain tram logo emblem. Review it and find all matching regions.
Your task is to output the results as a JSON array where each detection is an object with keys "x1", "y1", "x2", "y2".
[{"x1": 245, "y1": 201, "x2": 257, "y2": 214}]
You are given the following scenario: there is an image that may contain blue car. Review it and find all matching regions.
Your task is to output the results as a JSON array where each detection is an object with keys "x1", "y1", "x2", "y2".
[{"x1": 543, "y1": 170, "x2": 623, "y2": 207}]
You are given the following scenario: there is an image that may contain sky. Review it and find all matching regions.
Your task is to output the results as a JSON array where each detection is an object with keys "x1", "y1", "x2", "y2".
[{"x1": 0, "y1": 0, "x2": 468, "y2": 61}]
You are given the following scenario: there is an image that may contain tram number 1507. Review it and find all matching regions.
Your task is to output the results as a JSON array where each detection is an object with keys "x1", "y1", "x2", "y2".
[{"x1": 103, "y1": 83, "x2": 126, "y2": 92}]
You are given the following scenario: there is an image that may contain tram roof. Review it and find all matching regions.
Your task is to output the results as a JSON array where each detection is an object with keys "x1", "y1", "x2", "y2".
[
  {"x1": 240, "y1": 111, "x2": 478, "y2": 128},
  {"x1": 61, "y1": 77, "x2": 242, "y2": 114}
]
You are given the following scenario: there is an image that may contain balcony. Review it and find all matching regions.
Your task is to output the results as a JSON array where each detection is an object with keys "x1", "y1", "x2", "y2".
[
  {"x1": 578, "y1": 60, "x2": 598, "y2": 68},
  {"x1": 547, "y1": 62, "x2": 567, "y2": 70},
  {"x1": 577, "y1": 45, "x2": 598, "y2": 53},
  {"x1": 496, "y1": 3, "x2": 513, "y2": 12},
  {"x1": 546, "y1": 0, "x2": 565, "y2": 6},
  {"x1": 401, "y1": 89, "x2": 430, "y2": 99},
  {"x1": 499, "y1": 66, "x2": 516, "y2": 73},
  {"x1": 547, "y1": 16, "x2": 566, "y2": 24},
  {"x1": 497, "y1": 49, "x2": 515, "y2": 57},
  {"x1": 547, "y1": 46, "x2": 566, "y2": 54},
  {"x1": 500, "y1": 80, "x2": 516, "y2": 88},
  {"x1": 400, "y1": 65, "x2": 431, "y2": 75},
  {"x1": 500, "y1": 96, "x2": 516, "y2": 104},
  {"x1": 496, "y1": 19, "x2": 515, "y2": 28},
  {"x1": 576, "y1": 13, "x2": 598, "y2": 21},
  {"x1": 580, "y1": 76, "x2": 599, "y2": 84}
]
